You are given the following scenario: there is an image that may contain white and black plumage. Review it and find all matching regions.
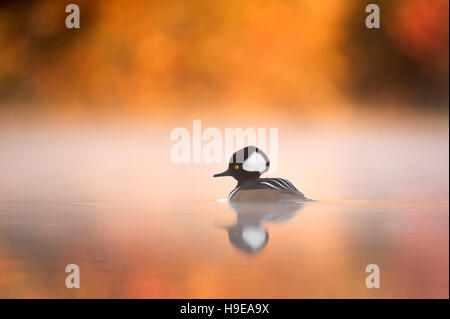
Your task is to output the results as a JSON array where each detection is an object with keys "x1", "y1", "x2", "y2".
[{"x1": 214, "y1": 146, "x2": 306, "y2": 202}]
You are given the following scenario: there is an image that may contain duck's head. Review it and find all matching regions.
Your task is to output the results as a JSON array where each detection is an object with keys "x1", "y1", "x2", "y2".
[{"x1": 213, "y1": 146, "x2": 269, "y2": 185}]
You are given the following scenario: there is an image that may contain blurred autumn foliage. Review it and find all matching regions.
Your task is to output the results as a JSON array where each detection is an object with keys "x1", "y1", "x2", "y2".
[{"x1": 0, "y1": 0, "x2": 448, "y2": 114}]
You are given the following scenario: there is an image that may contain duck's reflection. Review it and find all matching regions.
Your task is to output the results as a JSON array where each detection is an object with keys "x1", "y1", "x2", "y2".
[{"x1": 224, "y1": 201, "x2": 305, "y2": 254}]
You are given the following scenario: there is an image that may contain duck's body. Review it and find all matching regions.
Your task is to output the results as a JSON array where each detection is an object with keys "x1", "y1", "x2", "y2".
[
  {"x1": 214, "y1": 146, "x2": 307, "y2": 203},
  {"x1": 228, "y1": 178, "x2": 305, "y2": 202}
]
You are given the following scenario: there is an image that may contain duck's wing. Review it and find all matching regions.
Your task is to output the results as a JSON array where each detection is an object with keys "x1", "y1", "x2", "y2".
[
  {"x1": 265, "y1": 178, "x2": 299, "y2": 192},
  {"x1": 240, "y1": 178, "x2": 300, "y2": 192}
]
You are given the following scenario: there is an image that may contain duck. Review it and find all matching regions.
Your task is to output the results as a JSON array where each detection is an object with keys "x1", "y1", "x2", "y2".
[{"x1": 213, "y1": 146, "x2": 306, "y2": 202}]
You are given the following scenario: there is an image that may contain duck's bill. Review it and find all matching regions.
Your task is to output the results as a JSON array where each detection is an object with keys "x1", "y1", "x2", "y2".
[{"x1": 213, "y1": 169, "x2": 230, "y2": 177}]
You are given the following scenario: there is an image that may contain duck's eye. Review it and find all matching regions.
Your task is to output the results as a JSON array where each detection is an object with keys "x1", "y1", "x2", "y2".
[{"x1": 234, "y1": 165, "x2": 239, "y2": 170}]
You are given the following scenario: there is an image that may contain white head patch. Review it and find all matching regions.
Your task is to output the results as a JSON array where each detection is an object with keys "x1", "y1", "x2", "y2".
[
  {"x1": 242, "y1": 226, "x2": 267, "y2": 250},
  {"x1": 243, "y1": 151, "x2": 268, "y2": 173}
]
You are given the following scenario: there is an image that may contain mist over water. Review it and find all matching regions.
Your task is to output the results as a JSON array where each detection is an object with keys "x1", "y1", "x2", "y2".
[
  {"x1": 0, "y1": 113, "x2": 447, "y2": 298},
  {"x1": 0, "y1": 115, "x2": 447, "y2": 202}
]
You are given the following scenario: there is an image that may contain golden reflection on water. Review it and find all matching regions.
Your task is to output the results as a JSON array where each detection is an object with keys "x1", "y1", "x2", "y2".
[{"x1": 0, "y1": 199, "x2": 448, "y2": 298}]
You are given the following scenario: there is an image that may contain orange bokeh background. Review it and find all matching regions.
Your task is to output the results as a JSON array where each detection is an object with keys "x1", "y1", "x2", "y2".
[{"x1": 0, "y1": 0, "x2": 448, "y2": 120}]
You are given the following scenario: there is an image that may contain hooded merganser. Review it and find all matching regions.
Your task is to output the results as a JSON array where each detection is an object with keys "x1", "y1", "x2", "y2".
[{"x1": 213, "y1": 146, "x2": 306, "y2": 202}]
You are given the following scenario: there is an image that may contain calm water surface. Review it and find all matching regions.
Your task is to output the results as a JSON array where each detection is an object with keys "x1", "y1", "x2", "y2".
[{"x1": 0, "y1": 199, "x2": 447, "y2": 298}]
